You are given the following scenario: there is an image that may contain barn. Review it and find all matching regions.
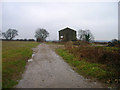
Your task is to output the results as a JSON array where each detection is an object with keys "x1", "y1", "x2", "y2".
[{"x1": 59, "y1": 27, "x2": 77, "y2": 41}]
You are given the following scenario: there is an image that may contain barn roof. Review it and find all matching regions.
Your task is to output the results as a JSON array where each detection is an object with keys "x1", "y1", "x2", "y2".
[{"x1": 59, "y1": 27, "x2": 76, "y2": 32}]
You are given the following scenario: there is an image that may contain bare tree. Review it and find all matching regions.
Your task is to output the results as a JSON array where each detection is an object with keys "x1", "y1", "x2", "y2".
[
  {"x1": 35, "y1": 28, "x2": 49, "y2": 42},
  {"x1": 2, "y1": 28, "x2": 18, "y2": 40},
  {"x1": 78, "y1": 29, "x2": 94, "y2": 42}
]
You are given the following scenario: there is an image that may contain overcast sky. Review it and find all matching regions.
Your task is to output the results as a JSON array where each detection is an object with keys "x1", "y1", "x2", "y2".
[{"x1": 2, "y1": 1, "x2": 118, "y2": 40}]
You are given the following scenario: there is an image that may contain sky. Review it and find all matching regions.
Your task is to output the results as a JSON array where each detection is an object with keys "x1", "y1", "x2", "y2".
[
  {"x1": 1, "y1": 0, "x2": 118, "y2": 40},
  {"x1": 118, "y1": 1, "x2": 120, "y2": 40}
]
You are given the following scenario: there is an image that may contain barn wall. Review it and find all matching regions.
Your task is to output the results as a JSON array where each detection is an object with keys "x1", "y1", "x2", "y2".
[{"x1": 59, "y1": 28, "x2": 77, "y2": 41}]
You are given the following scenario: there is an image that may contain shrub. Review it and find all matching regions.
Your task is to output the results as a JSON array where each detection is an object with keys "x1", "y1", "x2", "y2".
[
  {"x1": 64, "y1": 44, "x2": 120, "y2": 85},
  {"x1": 108, "y1": 39, "x2": 120, "y2": 47},
  {"x1": 94, "y1": 42, "x2": 108, "y2": 45},
  {"x1": 67, "y1": 46, "x2": 120, "y2": 72},
  {"x1": 73, "y1": 40, "x2": 89, "y2": 46}
]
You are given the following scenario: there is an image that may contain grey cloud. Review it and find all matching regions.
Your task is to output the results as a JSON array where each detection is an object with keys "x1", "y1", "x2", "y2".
[{"x1": 2, "y1": 2, "x2": 118, "y2": 40}]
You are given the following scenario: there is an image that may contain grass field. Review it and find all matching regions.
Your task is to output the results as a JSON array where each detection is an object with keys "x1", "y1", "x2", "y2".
[{"x1": 2, "y1": 41, "x2": 39, "y2": 88}]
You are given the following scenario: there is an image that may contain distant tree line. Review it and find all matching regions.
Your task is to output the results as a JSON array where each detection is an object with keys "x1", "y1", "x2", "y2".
[
  {"x1": 1, "y1": 28, "x2": 50, "y2": 42},
  {"x1": 16, "y1": 39, "x2": 35, "y2": 41},
  {"x1": 1, "y1": 28, "x2": 119, "y2": 46},
  {"x1": 2, "y1": 39, "x2": 35, "y2": 41},
  {"x1": 1, "y1": 28, "x2": 94, "y2": 42}
]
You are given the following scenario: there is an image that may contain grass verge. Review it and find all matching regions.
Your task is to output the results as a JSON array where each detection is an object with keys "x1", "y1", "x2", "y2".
[
  {"x1": 2, "y1": 41, "x2": 39, "y2": 88},
  {"x1": 56, "y1": 48, "x2": 106, "y2": 79},
  {"x1": 56, "y1": 48, "x2": 119, "y2": 88}
]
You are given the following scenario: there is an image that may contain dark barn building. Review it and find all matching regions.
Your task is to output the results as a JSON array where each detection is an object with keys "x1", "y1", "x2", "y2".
[{"x1": 59, "y1": 27, "x2": 77, "y2": 41}]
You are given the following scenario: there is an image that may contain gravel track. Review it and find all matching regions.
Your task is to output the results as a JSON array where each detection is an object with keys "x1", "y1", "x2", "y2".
[{"x1": 16, "y1": 43, "x2": 104, "y2": 88}]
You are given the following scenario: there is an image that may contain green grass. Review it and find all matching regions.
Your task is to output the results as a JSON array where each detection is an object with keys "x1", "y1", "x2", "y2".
[
  {"x1": 103, "y1": 47, "x2": 120, "y2": 51},
  {"x1": 56, "y1": 48, "x2": 112, "y2": 83},
  {"x1": 2, "y1": 41, "x2": 39, "y2": 88}
]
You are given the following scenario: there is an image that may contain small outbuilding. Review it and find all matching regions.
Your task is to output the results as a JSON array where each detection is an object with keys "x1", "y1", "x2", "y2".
[{"x1": 59, "y1": 27, "x2": 77, "y2": 41}]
